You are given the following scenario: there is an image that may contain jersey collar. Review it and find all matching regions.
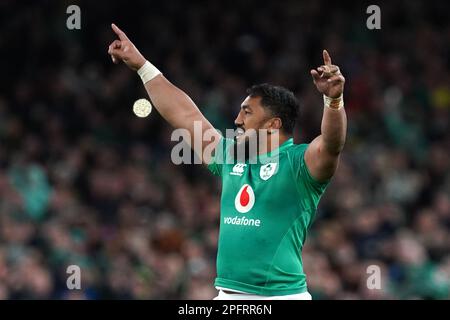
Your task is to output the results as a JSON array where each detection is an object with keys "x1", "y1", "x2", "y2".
[{"x1": 255, "y1": 138, "x2": 294, "y2": 163}]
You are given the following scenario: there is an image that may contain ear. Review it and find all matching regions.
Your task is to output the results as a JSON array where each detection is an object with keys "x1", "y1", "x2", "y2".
[{"x1": 268, "y1": 118, "x2": 282, "y2": 133}]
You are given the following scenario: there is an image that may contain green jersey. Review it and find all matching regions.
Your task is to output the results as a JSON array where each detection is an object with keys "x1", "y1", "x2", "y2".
[{"x1": 208, "y1": 137, "x2": 329, "y2": 296}]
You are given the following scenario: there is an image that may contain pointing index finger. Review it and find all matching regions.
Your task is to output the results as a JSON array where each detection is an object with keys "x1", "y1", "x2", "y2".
[
  {"x1": 111, "y1": 23, "x2": 129, "y2": 41},
  {"x1": 323, "y1": 49, "x2": 332, "y2": 65}
]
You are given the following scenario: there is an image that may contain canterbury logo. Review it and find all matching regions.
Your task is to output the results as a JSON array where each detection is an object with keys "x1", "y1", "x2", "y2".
[
  {"x1": 230, "y1": 163, "x2": 246, "y2": 176},
  {"x1": 234, "y1": 184, "x2": 255, "y2": 213}
]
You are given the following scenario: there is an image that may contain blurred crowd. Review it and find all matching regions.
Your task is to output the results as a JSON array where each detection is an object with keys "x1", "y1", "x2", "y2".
[{"x1": 0, "y1": 0, "x2": 449, "y2": 299}]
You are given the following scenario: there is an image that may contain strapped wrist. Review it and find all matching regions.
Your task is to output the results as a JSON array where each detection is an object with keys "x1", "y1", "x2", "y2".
[
  {"x1": 323, "y1": 94, "x2": 344, "y2": 110},
  {"x1": 137, "y1": 61, "x2": 161, "y2": 84}
]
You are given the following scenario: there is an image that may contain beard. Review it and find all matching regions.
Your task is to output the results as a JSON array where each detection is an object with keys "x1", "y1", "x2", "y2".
[
  {"x1": 231, "y1": 129, "x2": 259, "y2": 163},
  {"x1": 228, "y1": 127, "x2": 280, "y2": 164}
]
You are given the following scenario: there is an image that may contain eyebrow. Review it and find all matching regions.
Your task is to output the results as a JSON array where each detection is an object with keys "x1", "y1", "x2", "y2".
[{"x1": 241, "y1": 105, "x2": 252, "y2": 111}]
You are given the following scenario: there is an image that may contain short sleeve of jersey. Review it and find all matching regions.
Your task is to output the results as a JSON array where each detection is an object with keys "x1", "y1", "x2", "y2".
[
  {"x1": 207, "y1": 137, "x2": 235, "y2": 177},
  {"x1": 287, "y1": 143, "x2": 330, "y2": 208}
]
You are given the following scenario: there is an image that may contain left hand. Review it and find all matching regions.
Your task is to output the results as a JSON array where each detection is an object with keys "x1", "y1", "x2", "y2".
[{"x1": 310, "y1": 50, "x2": 345, "y2": 99}]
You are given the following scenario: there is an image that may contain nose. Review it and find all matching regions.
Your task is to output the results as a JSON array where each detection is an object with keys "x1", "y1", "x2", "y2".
[{"x1": 234, "y1": 110, "x2": 243, "y2": 127}]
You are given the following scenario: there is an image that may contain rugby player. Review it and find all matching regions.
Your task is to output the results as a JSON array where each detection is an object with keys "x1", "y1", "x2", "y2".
[{"x1": 108, "y1": 23, "x2": 347, "y2": 300}]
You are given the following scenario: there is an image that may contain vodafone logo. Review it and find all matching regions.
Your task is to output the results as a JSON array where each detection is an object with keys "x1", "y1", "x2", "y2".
[{"x1": 234, "y1": 184, "x2": 255, "y2": 213}]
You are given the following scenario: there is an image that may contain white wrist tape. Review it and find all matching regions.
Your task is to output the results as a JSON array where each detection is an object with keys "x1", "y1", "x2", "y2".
[
  {"x1": 137, "y1": 61, "x2": 161, "y2": 84},
  {"x1": 323, "y1": 94, "x2": 344, "y2": 110}
]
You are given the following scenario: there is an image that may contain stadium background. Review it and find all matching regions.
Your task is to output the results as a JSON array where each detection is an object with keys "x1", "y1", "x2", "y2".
[{"x1": 0, "y1": 0, "x2": 449, "y2": 299}]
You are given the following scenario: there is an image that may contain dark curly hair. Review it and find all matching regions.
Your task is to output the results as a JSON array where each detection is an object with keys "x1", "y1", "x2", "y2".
[{"x1": 247, "y1": 83, "x2": 300, "y2": 135}]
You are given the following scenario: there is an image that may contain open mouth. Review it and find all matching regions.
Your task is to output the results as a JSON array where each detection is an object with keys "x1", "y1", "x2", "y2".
[{"x1": 235, "y1": 128, "x2": 245, "y2": 141}]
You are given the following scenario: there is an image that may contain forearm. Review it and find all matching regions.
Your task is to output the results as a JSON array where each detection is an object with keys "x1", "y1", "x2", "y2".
[
  {"x1": 143, "y1": 74, "x2": 204, "y2": 130},
  {"x1": 320, "y1": 97, "x2": 347, "y2": 155},
  {"x1": 306, "y1": 50, "x2": 346, "y2": 181},
  {"x1": 140, "y1": 67, "x2": 219, "y2": 164}
]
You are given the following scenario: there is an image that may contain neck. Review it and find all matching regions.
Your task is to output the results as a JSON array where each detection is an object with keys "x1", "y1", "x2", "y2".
[{"x1": 258, "y1": 133, "x2": 290, "y2": 155}]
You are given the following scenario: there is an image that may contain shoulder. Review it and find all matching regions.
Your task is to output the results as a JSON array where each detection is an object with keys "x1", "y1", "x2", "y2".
[{"x1": 285, "y1": 142, "x2": 309, "y2": 157}]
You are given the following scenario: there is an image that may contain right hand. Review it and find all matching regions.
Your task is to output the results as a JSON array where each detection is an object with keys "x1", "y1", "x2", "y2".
[{"x1": 108, "y1": 23, "x2": 146, "y2": 71}]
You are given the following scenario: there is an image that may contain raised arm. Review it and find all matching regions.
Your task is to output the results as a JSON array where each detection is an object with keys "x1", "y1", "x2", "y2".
[
  {"x1": 107, "y1": 23, "x2": 221, "y2": 163},
  {"x1": 304, "y1": 50, "x2": 347, "y2": 182}
]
